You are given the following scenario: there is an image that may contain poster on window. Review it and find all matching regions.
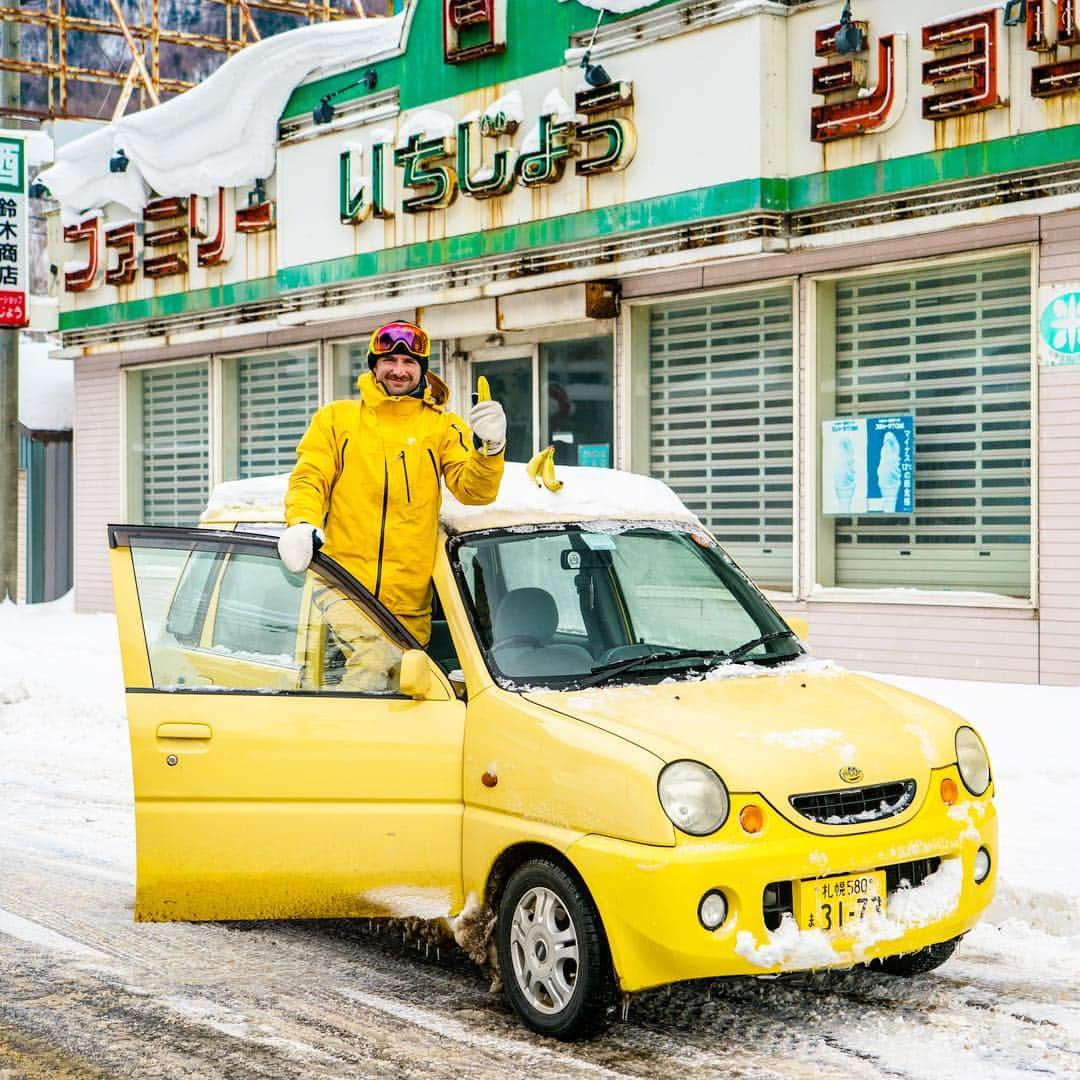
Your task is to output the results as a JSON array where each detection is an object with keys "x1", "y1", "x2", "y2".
[
  {"x1": 822, "y1": 415, "x2": 914, "y2": 515},
  {"x1": 1038, "y1": 284, "x2": 1080, "y2": 367},
  {"x1": 0, "y1": 133, "x2": 28, "y2": 328}
]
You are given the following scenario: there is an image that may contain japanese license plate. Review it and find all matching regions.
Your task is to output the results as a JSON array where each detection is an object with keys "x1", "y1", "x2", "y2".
[{"x1": 795, "y1": 871, "x2": 886, "y2": 933}]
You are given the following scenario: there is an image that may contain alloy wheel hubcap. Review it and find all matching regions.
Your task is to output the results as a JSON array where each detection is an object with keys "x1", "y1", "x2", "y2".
[{"x1": 509, "y1": 885, "x2": 580, "y2": 1015}]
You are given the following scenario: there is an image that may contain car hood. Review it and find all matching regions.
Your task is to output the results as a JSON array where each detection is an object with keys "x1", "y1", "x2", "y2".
[{"x1": 522, "y1": 662, "x2": 962, "y2": 832}]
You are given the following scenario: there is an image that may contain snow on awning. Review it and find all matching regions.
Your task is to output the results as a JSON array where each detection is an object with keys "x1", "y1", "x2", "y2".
[{"x1": 37, "y1": 13, "x2": 406, "y2": 223}]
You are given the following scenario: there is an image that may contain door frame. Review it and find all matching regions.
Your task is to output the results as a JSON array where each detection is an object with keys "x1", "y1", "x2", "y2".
[{"x1": 468, "y1": 344, "x2": 540, "y2": 458}]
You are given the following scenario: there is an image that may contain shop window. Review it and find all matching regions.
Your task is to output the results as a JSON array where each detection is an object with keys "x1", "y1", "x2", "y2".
[
  {"x1": 221, "y1": 347, "x2": 320, "y2": 480},
  {"x1": 647, "y1": 288, "x2": 795, "y2": 591},
  {"x1": 816, "y1": 255, "x2": 1031, "y2": 597},
  {"x1": 540, "y1": 338, "x2": 614, "y2": 469},
  {"x1": 126, "y1": 360, "x2": 210, "y2": 525},
  {"x1": 333, "y1": 339, "x2": 443, "y2": 400}
]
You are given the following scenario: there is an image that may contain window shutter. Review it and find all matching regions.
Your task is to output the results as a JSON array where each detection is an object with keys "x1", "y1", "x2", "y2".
[
  {"x1": 833, "y1": 256, "x2": 1031, "y2": 596},
  {"x1": 649, "y1": 288, "x2": 795, "y2": 589},
  {"x1": 139, "y1": 362, "x2": 210, "y2": 525},
  {"x1": 236, "y1": 350, "x2": 320, "y2": 478}
]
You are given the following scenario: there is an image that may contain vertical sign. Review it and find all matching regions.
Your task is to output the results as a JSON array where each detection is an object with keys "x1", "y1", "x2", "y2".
[
  {"x1": 822, "y1": 415, "x2": 915, "y2": 515},
  {"x1": 0, "y1": 134, "x2": 28, "y2": 328}
]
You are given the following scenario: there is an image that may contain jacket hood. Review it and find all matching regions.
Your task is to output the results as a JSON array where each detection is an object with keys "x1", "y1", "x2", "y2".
[{"x1": 357, "y1": 370, "x2": 451, "y2": 410}]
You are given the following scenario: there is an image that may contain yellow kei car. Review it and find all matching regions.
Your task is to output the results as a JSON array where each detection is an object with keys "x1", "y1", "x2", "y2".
[{"x1": 108, "y1": 465, "x2": 996, "y2": 1039}]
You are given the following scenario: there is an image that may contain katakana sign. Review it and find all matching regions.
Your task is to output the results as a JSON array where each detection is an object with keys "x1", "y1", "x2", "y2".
[{"x1": 0, "y1": 135, "x2": 28, "y2": 328}]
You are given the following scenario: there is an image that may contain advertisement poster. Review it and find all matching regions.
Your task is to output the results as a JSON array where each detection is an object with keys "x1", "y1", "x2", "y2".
[
  {"x1": 1038, "y1": 285, "x2": 1080, "y2": 367},
  {"x1": 0, "y1": 133, "x2": 28, "y2": 328},
  {"x1": 822, "y1": 414, "x2": 914, "y2": 515}
]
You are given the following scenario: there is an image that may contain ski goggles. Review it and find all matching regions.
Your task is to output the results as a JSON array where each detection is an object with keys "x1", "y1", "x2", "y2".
[{"x1": 367, "y1": 322, "x2": 430, "y2": 359}]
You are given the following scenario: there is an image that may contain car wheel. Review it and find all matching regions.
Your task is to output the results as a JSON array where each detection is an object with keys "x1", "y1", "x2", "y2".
[
  {"x1": 876, "y1": 935, "x2": 960, "y2": 977},
  {"x1": 496, "y1": 859, "x2": 615, "y2": 1039}
]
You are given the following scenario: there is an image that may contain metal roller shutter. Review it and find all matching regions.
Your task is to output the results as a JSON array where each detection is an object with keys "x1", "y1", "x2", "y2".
[
  {"x1": 139, "y1": 362, "x2": 210, "y2": 525},
  {"x1": 833, "y1": 256, "x2": 1031, "y2": 596},
  {"x1": 235, "y1": 349, "x2": 320, "y2": 478},
  {"x1": 649, "y1": 288, "x2": 795, "y2": 589}
]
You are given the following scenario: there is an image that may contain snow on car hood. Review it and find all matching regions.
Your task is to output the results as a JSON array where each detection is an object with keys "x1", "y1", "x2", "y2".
[{"x1": 523, "y1": 668, "x2": 963, "y2": 831}]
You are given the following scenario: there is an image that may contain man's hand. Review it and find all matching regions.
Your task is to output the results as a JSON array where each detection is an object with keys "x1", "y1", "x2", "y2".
[
  {"x1": 469, "y1": 399, "x2": 506, "y2": 456},
  {"x1": 278, "y1": 522, "x2": 325, "y2": 574}
]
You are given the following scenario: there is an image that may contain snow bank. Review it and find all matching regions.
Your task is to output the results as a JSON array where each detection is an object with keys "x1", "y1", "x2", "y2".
[
  {"x1": 201, "y1": 463, "x2": 701, "y2": 533},
  {"x1": 37, "y1": 14, "x2": 405, "y2": 220}
]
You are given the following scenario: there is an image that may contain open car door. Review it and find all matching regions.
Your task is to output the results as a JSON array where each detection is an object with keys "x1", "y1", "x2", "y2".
[{"x1": 108, "y1": 525, "x2": 465, "y2": 922}]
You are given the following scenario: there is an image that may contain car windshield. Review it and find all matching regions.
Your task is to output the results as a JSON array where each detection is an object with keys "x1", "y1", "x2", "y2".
[{"x1": 451, "y1": 524, "x2": 803, "y2": 689}]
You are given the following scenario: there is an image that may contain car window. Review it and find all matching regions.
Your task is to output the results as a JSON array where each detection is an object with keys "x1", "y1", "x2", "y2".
[
  {"x1": 130, "y1": 540, "x2": 405, "y2": 694},
  {"x1": 494, "y1": 531, "x2": 586, "y2": 635}
]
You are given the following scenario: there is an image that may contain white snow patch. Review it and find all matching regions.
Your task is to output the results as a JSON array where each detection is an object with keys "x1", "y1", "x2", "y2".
[
  {"x1": 519, "y1": 89, "x2": 580, "y2": 155},
  {"x1": 567, "y1": 0, "x2": 668, "y2": 13},
  {"x1": 483, "y1": 89, "x2": 525, "y2": 127},
  {"x1": 0, "y1": 907, "x2": 112, "y2": 961},
  {"x1": 395, "y1": 108, "x2": 457, "y2": 148},
  {"x1": 760, "y1": 727, "x2": 854, "y2": 755},
  {"x1": 37, "y1": 14, "x2": 404, "y2": 218},
  {"x1": 357, "y1": 886, "x2": 452, "y2": 920},
  {"x1": 735, "y1": 915, "x2": 840, "y2": 970}
]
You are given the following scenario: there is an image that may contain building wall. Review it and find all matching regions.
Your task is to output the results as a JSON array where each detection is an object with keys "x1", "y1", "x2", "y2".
[
  {"x1": 16, "y1": 469, "x2": 26, "y2": 605},
  {"x1": 74, "y1": 353, "x2": 124, "y2": 612}
]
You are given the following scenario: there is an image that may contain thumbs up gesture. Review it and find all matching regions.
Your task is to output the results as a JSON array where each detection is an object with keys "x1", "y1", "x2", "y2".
[{"x1": 469, "y1": 375, "x2": 506, "y2": 456}]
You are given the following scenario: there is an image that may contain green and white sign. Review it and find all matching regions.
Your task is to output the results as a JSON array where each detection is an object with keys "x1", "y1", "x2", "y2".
[{"x1": 1039, "y1": 287, "x2": 1080, "y2": 367}]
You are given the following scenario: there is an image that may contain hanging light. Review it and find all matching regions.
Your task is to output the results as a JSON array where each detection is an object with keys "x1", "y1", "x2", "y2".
[
  {"x1": 579, "y1": 6, "x2": 612, "y2": 88},
  {"x1": 108, "y1": 148, "x2": 129, "y2": 173},
  {"x1": 835, "y1": 0, "x2": 865, "y2": 54},
  {"x1": 312, "y1": 69, "x2": 379, "y2": 126}
]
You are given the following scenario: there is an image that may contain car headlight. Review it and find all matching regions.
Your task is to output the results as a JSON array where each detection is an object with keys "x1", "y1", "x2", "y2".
[
  {"x1": 955, "y1": 726, "x2": 991, "y2": 796},
  {"x1": 658, "y1": 760, "x2": 729, "y2": 836}
]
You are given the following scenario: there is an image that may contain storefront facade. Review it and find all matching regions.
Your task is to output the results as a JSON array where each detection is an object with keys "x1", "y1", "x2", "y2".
[{"x1": 52, "y1": 0, "x2": 1080, "y2": 684}]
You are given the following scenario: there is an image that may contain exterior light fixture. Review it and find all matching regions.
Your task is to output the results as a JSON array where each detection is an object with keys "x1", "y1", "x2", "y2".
[
  {"x1": 312, "y1": 69, "x2": 379, "y2": 126},
  {"x1": 835, "y1": 1, "x2": 865, "y2": 54},
  {"x1": 109, "y1": 148, "x2": 129, "y2": 173},
  {"x1": 29, "y1": 180, "x2": 50, "y2": 199},
  {"x1": 579, "y1": 6, "x2": 612, "y2": 88},
  {"x1": 1003, "y1": 0, "x2": 1027, "y2": 26},
  {"x1": 249, "y1": 177, "x2": 267, "y2": 207}
]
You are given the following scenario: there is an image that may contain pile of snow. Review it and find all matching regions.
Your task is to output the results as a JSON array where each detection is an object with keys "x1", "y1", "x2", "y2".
[
  {"x1": 19, "y1": 335, "x2": 72, "y2": 431},
  {"x1": 440, "y1": 460, "x2": 699, "y2": 532},
  {"x1": 36, "y1": 13, "x2": 405, "y2": 222},
  {"x1": 200, "y1": 463, "x2": 701, "y2": 533}
]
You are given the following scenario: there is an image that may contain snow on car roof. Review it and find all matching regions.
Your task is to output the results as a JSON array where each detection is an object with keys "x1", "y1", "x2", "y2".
[{"x1": 200, "y1": 463, "x2": 701, "y2": 532}]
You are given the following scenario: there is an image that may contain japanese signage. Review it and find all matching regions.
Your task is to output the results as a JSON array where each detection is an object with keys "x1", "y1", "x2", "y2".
[
  {"x1": 822, "y1": 415, "x2": 915, "y2": 516},
  {"x1": 1038, "y1": 286, "x2": 1080, "y2": 366},
  {"x1": 0, "y1": 134, "x2": 28, "y2": 328},
  {"x1": 443, "y1": 0, "x2": 505, "y2": 64}
]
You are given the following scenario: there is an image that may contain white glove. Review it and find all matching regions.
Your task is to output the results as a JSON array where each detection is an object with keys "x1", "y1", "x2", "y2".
[
  {"x1": 278, "y1": 522, "x2": 325, "y2": 575},
  {"x1": 469, "y1": 399, "x2": 506, "y2": 456}
]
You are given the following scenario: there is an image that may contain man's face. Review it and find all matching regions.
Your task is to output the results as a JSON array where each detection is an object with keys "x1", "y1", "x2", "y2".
[{"x1": 373, "y1": 353, "x2": 423, "y2": 396}]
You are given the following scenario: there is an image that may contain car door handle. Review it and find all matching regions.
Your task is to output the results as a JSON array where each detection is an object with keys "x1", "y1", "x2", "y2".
[{"x1": 156, "y1": 723, "x2": 213, "y2": 740}]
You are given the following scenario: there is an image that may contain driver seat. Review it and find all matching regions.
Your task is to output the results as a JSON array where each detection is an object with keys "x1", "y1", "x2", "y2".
[{"x1": 490, "y1": 587, "x2": 593, "y2": 678}]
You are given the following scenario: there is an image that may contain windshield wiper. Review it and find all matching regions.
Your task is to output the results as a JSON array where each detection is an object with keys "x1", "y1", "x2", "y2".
[
  {"x1": 727, "y1": 630, "x2": 798, "y2": 663},
  {"x1": 576, "y1": 648, "x2": 730, "y2": 689}
]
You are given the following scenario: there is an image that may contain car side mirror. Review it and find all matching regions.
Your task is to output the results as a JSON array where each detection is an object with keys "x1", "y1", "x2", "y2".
[
  {"x1": 784, "y1": 615, "x2": 809, "y2": 641},
  {"x1": 399, "y1": 649, "x2": 432, "y2": 700}
]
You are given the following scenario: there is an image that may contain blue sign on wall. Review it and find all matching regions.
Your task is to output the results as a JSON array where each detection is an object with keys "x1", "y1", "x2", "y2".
[
  {"x1": 577, "y1": 443, "x2": 610, "y2": 468},
  {"x1": 822, "y1": 414, "x2": 914, "y2": 515}
]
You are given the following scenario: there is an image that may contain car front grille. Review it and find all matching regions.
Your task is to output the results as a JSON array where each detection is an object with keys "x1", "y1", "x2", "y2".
[
  {"x1": 762, "y1": 857, "x2": 943, "y2": 931},
  {"x1": 789, "y1": 779, "x2": 917, "y2": 825}
]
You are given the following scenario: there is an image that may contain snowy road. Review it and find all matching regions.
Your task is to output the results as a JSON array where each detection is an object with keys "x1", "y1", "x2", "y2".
[{"x1": 2, "y1": 599, "x2": 1078, "y2": 1077}]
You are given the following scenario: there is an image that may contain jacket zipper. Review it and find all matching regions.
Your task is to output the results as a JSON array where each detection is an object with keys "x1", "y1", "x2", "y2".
[
  {"x1": 326, "y1": 437, "x2": 348, "y2": 513},
  {"x1": 374, "y1": 457, "x2": 389, "y2": 600},
  {"x1": 427, "y1": 447, "x2": 440, "y2": 485},
  {"x1": 450, "y1": 423, "x2": 468, "y2": 453},
  {"x1": 398, "y1": 450, "x2": 411, "y2": 503}
]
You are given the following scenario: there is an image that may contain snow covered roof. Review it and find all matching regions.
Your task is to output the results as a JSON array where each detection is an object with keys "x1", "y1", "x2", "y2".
[
  {"x1": 200, "y1": 462, "x2": 700, "y2": 533},
  {"x1": 36, "y1": 13, "x2": 406, "y2": 222},
  {"x1": 19, "y1": 337, "x2": 73, "y2": 432}
]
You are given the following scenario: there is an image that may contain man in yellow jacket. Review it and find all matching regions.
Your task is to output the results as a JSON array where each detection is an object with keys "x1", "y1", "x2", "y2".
[{"x1": 277, "y1": 321, "x2": 505, "y2": 653}]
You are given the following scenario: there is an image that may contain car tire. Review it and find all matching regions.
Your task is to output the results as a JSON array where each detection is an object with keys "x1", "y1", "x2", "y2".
[
  {"x1": 876, "y1": 935, "x2": 961, "y2": 977},
  {"x1": 496, "y1": 859, "x2": 616, "y2": 1039}
]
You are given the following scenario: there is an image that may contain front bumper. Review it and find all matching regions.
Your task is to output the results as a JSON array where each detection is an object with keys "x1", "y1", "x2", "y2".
[{"x1": 567, "y1": 767, "x2": 996, "y2": 993}]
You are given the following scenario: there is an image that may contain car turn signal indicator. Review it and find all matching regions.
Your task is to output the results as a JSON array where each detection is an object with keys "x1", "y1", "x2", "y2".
[
  {"x1": 739, "y1": 804, "x2": 765, "y2": 834},
  {"x1": 940, "y1": 778, "x2": 958, "y2": 804}
]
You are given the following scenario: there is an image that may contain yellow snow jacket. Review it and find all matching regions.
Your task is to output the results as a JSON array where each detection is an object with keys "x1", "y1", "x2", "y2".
[{"x1": 284, "y1": 371, "x2": 503, "y2": 644}]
